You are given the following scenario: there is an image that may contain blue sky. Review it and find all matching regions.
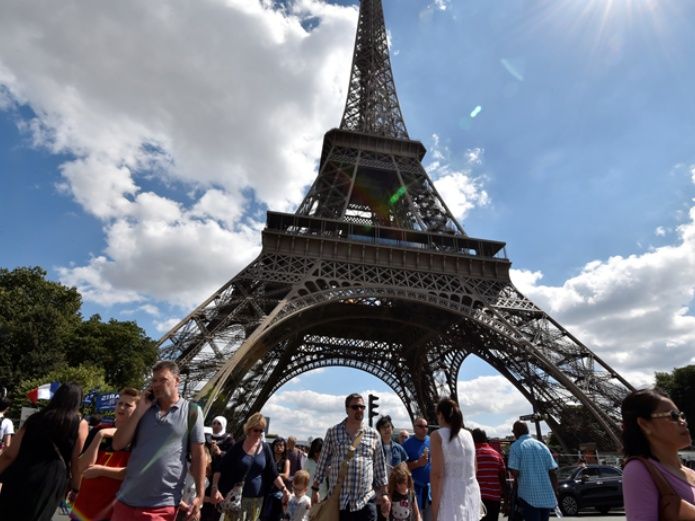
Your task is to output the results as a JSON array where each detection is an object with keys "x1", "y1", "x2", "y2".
[{"x1": 1, "y1": 0, "x2": 694, "y2": 439}]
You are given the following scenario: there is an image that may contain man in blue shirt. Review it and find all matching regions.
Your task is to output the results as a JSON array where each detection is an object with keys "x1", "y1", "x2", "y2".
[
  {"x1": 508, "y1": 421, "x2": 558, "y2": 521},
  {"x1": 403, "y1": 417, "x2": 431, "y2": 519}
]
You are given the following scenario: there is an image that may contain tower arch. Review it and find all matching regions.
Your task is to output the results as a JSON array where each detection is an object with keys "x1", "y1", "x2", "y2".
[{"x1": 158, "y1": 0, "x2": 634, "y2": 449}]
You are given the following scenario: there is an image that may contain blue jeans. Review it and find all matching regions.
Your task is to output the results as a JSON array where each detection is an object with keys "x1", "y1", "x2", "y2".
[
  {"x1": 518, "y1": 498, "x2": 551, "y2": 521},
  {"x1": 413, "y1": 483, "x2": 430, "y2": 512}
]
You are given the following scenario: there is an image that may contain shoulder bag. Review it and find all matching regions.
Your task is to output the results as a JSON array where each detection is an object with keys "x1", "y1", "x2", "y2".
[
  {"x1": 309, "y1": 430, "x2": 364, "y2": 521},
  {"x1": 628, "y1": 457, "x2": 682, "y2": 521},
  {"x1": 221, "y1": 441, "x2": 263, "y2": 513}
]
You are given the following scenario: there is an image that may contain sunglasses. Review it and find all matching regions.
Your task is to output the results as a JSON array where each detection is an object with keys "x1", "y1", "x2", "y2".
[
  {"x1": 251, "y1": 428, "x2": 265, "y2": 433},
  {"x1": 651, "y1": 410, "x2": 687, "y2": 422},
  {"x1": 350, "y1": 404, "x2": 366, "y2": 410},
  {"x1": 415, "y1": 424, "x2": 428, "y2": 428}
]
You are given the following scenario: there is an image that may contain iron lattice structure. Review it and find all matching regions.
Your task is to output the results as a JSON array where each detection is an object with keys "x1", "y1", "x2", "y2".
[{"x1": 159, "y1": 0, "x2": 634, "y2": 448}]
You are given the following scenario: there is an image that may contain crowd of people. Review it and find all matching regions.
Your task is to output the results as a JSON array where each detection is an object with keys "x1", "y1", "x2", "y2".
[{"x1": 0, "y1": 361, "x2": 693, "y2": 521}]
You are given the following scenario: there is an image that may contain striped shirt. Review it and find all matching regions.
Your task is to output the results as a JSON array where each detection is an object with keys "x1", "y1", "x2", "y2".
[
  {"x1": 313, "y1": 420, "x2": 388, "y2": 512},
  {"x1": 475, "y1": 443, "x2": 506, "y2": 501}
]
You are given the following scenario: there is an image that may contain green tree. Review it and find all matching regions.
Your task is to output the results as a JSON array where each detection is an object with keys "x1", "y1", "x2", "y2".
[
  {"x1": 64, "y1": 314, "x2": 158, "y2": 390},
  {"x1": 1, "y1": 266, "x2": 159, "y2": 411},
  {"x1": 0, "y1": 267, "x2": 82, "y2": 395},
  {"x1": 18, "y1": 363, "x2": 109, "y2": 407},
  {"x1": 656, "y1": 365, "x2": 695, "y2": 440},
  {"x1": 555, "y1": 405, "x2": 617, "y2": 451}
]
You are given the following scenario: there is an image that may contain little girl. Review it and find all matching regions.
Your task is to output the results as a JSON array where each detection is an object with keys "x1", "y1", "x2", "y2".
[
  {"x1": 284, "y1": 470, "x2": 312, "y2": 521},
  {"x1": 386, "y1": 463, "x2": 421, "y2": 521}
]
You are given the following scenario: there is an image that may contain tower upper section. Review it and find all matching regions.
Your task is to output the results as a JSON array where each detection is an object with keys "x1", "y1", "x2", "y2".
[{"x1": 340, "y1": 0, "x2": 409, "y2": 139}]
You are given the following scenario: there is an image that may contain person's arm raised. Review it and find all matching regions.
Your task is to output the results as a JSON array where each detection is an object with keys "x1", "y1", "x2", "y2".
[
  {"x1": 77, "y1": 427, "x2": 116, "y2": 478},
  {"x1": 82, "y1": 465, "x2": 127, "y2": 480},
  {"x1": 112, "y1": 393, "x2": 151, "y2": 450}
]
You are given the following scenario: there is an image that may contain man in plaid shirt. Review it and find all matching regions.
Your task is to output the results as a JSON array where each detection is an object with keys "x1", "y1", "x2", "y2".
[{"x1": 311, "y1": 393, "x2": 391, "y2": 520}]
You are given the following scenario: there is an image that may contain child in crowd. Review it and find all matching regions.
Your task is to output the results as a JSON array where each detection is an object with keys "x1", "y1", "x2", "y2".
[
  {"x1": 200, "y1": 447, "x2": 221, "y2": 521},
  {"x1": 284, "y1": 469, "x2": 312, "y2": 521},
  {"x1": 386, "y1": 463, "x2": 421, "y2": 521},
  {"x1": 177, "y1": 449, "x2": 212, "y2": 521}
]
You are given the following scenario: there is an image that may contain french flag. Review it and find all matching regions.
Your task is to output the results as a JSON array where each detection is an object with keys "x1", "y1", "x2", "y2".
[{"x1": 26, "y1": 382, "x2": 61, "y2": 404}]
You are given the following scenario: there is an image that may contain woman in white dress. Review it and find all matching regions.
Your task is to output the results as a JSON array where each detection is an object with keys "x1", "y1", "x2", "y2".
[{"x1": 430, "y1": 397, "x2": 482, "y2": 521}]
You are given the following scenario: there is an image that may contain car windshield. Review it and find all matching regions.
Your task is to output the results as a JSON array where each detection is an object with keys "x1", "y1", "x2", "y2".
[{"x1": 557, "y1": 466, "x2": 578, "y2": 480}]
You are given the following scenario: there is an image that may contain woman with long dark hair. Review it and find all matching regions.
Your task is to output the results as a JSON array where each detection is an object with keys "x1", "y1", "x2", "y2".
[
  {"x1": 430, "y1": 397, "x2": 481, "y2": 521},
  {"x1": 0, "y1": 382, "x2": 88, "y2": 520},
  {"x1": 262, "y1": 437, "x2": 291, "y2": 521},
  {"x1": 304, "y1": 437, "x2": 327, "y2": 500},
  {"x1": 621, "y1": 388, "x2": 695, "y2": 520}
]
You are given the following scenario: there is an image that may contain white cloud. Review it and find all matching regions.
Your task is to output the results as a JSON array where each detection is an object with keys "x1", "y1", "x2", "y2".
[
  {"x1": 427, "y1": 136, "x2": 489, "y2": 220},
  {"x1": 0, "y1": 0, "x2": 358, "y2": 307},
  {"x1": 458, "y1": 376, "x2": 528, "y2": 416},
  {"x1": 59, "y1": 216, "x2": 263, "y2": 308},
  {"x1": 155, "y1": 317, "x2": 182, "y2": 334},
  {"x1": 261, "y1": 376, "x2": 532, "y2": 440},
  {"x1": 511, "y1": 176, "x2": 695, "y2": 381},
  {"x1": 419, "y1": 0, "x2": 452, "y2": 22}
]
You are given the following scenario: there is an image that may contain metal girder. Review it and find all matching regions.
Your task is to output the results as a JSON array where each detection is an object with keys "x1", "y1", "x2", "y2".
[
  {"x1": 158, "y1": 241, "x2": 633, "y2": 447},
  {"x1": 340, "y1": 0, "x2": 408, "y2": 139},
  {"x1": 297, "y1": 138, "x2": 465, "y2": 236},
  {"x1": 156, "y1": 0, "x2": 635, "y2": 449}
]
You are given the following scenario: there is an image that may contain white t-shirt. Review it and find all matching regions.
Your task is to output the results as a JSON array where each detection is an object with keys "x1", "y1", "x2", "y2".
[
  {"x1": 0, "y1": 416, "x2": 14, "y2": 446},
  {"x1": 285, "y1": 493, "x2": 311, "y2": 521}
]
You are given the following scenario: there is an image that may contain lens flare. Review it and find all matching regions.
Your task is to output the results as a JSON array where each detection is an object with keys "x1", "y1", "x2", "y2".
[{"x1": 389, "y1": 185, "x2": 407, "y2": 205}]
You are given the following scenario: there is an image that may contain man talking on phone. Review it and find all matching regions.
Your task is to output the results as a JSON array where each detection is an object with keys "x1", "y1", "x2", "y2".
[{"x1": 112, "y1": 361, "x2": 205, "y2": 521}]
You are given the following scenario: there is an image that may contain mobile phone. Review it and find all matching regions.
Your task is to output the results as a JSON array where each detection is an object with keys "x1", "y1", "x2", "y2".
[{"x1": 145, "y1": 387, "x2": 155, "y2": 401}]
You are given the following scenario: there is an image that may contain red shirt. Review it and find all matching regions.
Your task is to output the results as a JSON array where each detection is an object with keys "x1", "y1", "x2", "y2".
[
  {"x1": 475, "y1": 443, "x2": 506, "y2": 501},
  {"x1": 71, "y1": 443, "x2": 130, "y2": 521}
]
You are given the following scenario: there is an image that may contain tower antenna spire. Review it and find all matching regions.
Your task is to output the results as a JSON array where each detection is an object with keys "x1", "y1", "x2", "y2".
[{"x1": 340, "y1": 0, "x2": 408, "y2": 139}]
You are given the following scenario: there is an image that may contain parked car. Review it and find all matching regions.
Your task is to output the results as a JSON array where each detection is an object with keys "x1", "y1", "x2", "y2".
[{"x1": 557, "y1": 464, "x2": 623, "y2": 515}]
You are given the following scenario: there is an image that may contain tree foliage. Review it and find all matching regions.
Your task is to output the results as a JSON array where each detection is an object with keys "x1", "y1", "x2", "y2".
[
  {"x1": 0, "y1": 266, "x2": 81, "y2": 391},
  {"x1": 65, "y1": 314, "x2": 158, "y2": 390},
  {"x1": 555, "y1": 405, "x2": 617, "y2": 451},
  {"x1": 0, "y1": 266, "x2": 159, "y2": 411},
  {"x1": 655, "y1": 365, "x2": 695, "y2": 440},
  {"x1": 18, "y1": 364, "x2": 108, "y2": 408}
]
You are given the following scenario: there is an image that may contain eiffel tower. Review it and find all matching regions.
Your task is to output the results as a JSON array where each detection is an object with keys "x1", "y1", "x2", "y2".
[{"x1": 159, "y1": 0, "x2": 634, "y2": 448}]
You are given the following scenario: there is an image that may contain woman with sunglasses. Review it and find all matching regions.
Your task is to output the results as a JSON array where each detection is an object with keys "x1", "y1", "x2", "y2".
[
  {"x1": 212, "y1": 412, "x2": 290, "y2": 521},
  {"x1": 621, "y1": 388, "x2": 695, "y2": 520}
]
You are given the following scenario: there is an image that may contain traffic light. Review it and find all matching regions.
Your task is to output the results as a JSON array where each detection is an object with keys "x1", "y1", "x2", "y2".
[{"x1": 368, "y1": 394, "x2": 379, "y2": 427}]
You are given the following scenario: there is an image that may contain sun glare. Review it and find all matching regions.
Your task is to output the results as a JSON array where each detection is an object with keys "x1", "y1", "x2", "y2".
[{"x1": 525, "y1": 0, "x2": 680, "y2": 68}]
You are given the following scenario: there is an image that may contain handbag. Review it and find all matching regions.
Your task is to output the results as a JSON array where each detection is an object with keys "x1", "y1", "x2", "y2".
[
  {"x1": 221, "y1": 441, "x2": 263, "y2": 513},
  {"x1": 628, "y1": 457, "x2": 682, "y2": 521},
  {"x1": 309, "y1": 430, "x2": 364, "y2": 521},
  {"x1": 479, "y1": 500, "x2": 487, "y2": 520}
]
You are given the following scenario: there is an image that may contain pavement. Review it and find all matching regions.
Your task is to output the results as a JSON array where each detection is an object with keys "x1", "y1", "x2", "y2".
[{"x1": 54, "y1": 509, "x2": 626, "y2": 521}]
